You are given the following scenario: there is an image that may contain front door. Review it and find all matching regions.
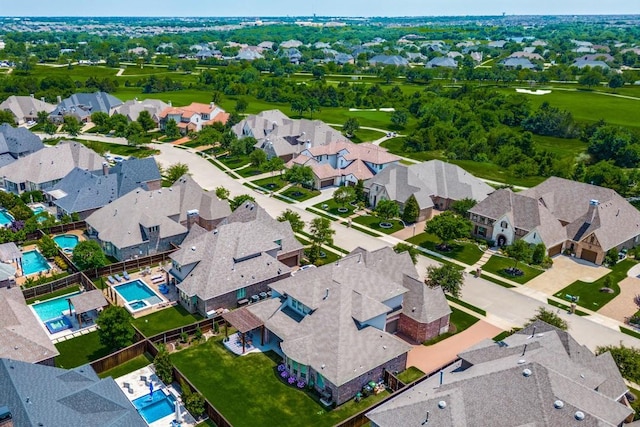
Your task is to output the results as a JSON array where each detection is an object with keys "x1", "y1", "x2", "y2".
[{"x1": 497, "y1": 234, "x2": 507, "y2": 247}]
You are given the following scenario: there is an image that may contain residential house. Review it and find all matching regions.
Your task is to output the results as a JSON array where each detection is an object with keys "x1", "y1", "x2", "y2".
[
  {"x1": 170, "y1": 202, "x2": 303, "y2": 316},
  {"x1": 368, "y1": 55, "x2": 409, "y2": 66},
  {"x1": 0, "y1": 141, "x2": 104, "y2": 194},
  {"x1": 229, "y1": 247, "x2": 449, "y2": 406},
  {"x1": 573, "y1": 59, "x2": 610, "y2": 69},
  {"x1": 287, "y1": 141, "x2": 400, "y2": 189},
  {"x1": 509, "y1": 51, "x2": 544, "y2": 61},
  {"x1": 49, "y1": 92, "x2": 123, "y2": 123},
  {"x1": 236, "y1": 47, "x2": 264, "y2": 61},
  {"x1": 0, "y1": 95, "x2": 56, "y2": 125},
  {"x1": 365, "y1": 160, "x2": 494, "y2": 221},
  {"x1": 501, "y1": 57, "x2": 537, "y2": 69},
  {"x1": 468, "y1": 177, "x2": 640, "y2": 264},
  {"x1": 258, "y1": 41, "x2": 274, "y2": 50},
  {"x1": 487, "y1": 40, "x2": 508, "y2": 48},
  {"x1": 280, "y1": 40, "x2": 303, "y2": 49},
  {"x1": 158, "y1": 102, "x2": 229, "y2": 135},
  {"x1": 425, "y1": 57, "x2": 458, "y2": 69},
  {"x1": 0, "y1": 358, "x2": 147, "y2": 426},
  {"x1": 85, "y1": 175, "x2": 231, "y2": 261},
  {"x1": 280, "y1": 48, "x2": 302, "y2": 64},
  {"x1": 47, "y1": 157, "x2": 161, "y2": 220},
  {"x1": 367, "y1": 321, "x2": 633, "y2": 427},
  {"x1": 0, "y1": 286, "x2": 59, "y2": 365},
  {"x1": 113, "y1": 98, "x2": 169, "y2": 124},
  {"x1": 327, "y1": 52, "x2": 355, "y2": 65},
  {"x1": 127, "y1": 46, "x2": 148, "y2": 56},
  {"x1": 0, "y1": 124, "x2": 44, "y2": 168}
]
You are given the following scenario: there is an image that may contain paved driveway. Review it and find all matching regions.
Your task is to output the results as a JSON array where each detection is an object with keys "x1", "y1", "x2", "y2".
[
  {"x1": 525, "y1": 255, "x2": 608, "y2": 295},
  {"x1": 599, "y1": 276, "x2": 640, "y2": 323}
]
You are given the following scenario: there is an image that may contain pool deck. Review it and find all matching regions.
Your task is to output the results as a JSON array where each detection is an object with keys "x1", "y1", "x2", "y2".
[
  {"x1": 27, "y1": 298, "x2": 100, "y2": 344},
  {"x1": 116, "y1": 365, "x2": 197, "y2": 427}
]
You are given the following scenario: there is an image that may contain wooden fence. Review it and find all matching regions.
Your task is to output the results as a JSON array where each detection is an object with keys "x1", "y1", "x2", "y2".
[
  {"x1": 21, "y1": 271, "x2": 97, "y2": 300},
  {"x1": 86, "y1": 251, "x2": 174, "y2": 279},
  {"x1": 148, "y1": 317, "x2": 222, "y2": 346},
  {"x1": 89, "y1": 340, "x2": 152, "y2": 374},
  {"x1": 383, "y1": 369, "x2": 406, "y2": 393}
]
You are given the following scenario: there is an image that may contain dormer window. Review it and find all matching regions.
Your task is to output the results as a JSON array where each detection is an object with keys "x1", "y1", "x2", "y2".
[
  {"x1": 500, "y1": 221, "x2": 508, "y2": 228},
  {"x1": 148, "y1": 225, "x2": 159, "y2": 232}
]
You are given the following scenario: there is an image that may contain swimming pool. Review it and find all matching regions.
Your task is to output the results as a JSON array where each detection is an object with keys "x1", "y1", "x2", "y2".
[
  {"x1": 53, "y1": 234, "x2": 79, "y2": 251},
  {"x1": 114, "y1": 279, "x2": 163, "y2": 313},
  {"x1": 31, "y1": 291, "x2": 81, "y2": 322},
  {"x1": 132, "y1": 390, "x2": 176, "y2": 424},
  {"x1": 45, "y1": 316, "x2": 73, "y2": 334},
  {"x1": 22, "y1": 250, "x2": 50, "y2": 275},
  {"x1": 0, "y1": 209, "x2": 14, "y2": 226},
  {"x1": 31, "y1": 204, "x2": 46, "y2": 215}
]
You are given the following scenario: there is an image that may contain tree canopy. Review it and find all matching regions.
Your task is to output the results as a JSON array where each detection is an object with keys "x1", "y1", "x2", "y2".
[
  {"x1": 425, "y1": 211, "x2": 473, "y2": 248},
  {"x1": 425, "y1": 264, "x2": 464, "y2": 298},
  {"x1": 72, "y1": 240, "x2": 108, "y2": 271},
  {"x1": 95, "y1": 306, "x2": 135, "y2": 350}
]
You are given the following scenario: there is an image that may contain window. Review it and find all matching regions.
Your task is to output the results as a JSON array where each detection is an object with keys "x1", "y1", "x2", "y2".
[
  {"x1": 477, "y1": 226, "x2": 486, "y2": 237},
  {"x1": 500, "y1": 221, "x2": 508, "y2": 228},
  {"x1": 236, "y1": 288, "x2": 246, "y2": 299}
]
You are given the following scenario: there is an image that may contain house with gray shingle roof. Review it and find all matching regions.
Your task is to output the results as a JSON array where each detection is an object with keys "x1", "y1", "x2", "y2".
[
  {"x1": 365, "y1": 160, "x2": 494, "y2": 221},
  {"x1": 367, "y1": 321, "x2": 633, "y2": 427},
  {"x1": 0, "y1": 286, "x2": 59, "y2": 365},
  {"x1": 85, "y1": 175, "x2": 230, "y2": 261},
  {"x1": 47, "y1": 157, "x2": 161, "y2": 219},
  {"x1": 0, "y1": 357, "x2": 146, "y2": 426},
  {"x1": 425, "y1": 56, "x2": 458, "y2": 69},
  {"x1": 573, "y1": 59, "x2": 610, "y2": 70},
  {"x1": 469, "y1": 177, "x2": 640, "y2": 264},
  {"x1": 113, "y1": 98, "x2": 169, "y2": 123},
  {"x1": 0, "y1": 124, "x2": 44, "y2": 168},
  {"x1": 229, "y1": 247, "x2": 449, "y2": 406},
  {"x1": 0, "y1": 141, "x2": 104, "y2": 194},
  {"x1": 368, "y1": 55, "x2": 409, "y2": 67},
  {"x1": 49, "y1": 92, "x2": 123, "y2": 123},
  {"x1": 170, "y1": 202, "x2": 302, "y2": 315},
  {"x1": 0, "y1": 95, "x2": 56, "y2": 125},
  {"x1": 501, "y1": 57, "x2": 537, "y2": 69}
]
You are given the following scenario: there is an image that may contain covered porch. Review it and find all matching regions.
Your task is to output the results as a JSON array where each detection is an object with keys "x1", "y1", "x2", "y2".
[
  {"x1": 222, "y1": 308, "x2": 278, "y2": 356},
  {"x1": 67, "y1": 290, "x2": 109, "y2": 328}
]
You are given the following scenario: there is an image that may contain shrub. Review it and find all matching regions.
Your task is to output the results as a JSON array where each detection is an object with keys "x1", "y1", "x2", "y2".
[
  {"x1": 287, "y1": 376, "x2": 296, "y2": 385},
  {"x1": 180, "y1": 332, "x2": 189, "y2": 343},
  {"x1": 54, "y1": 256, "x2": 68, "y2": 271},
  {"x1": 194, "y1": 327, "x2": 203, "y2": 342},
  {"x1": 154, "y1": 345, "x2": 173, "y2": 385},
  {"x1": 605, "y1": 248, "x2": 619, "y2": 267}
]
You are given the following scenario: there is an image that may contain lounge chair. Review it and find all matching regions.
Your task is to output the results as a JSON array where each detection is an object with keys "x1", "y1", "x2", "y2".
[
  {"x1": 114, "y1": 274, "x2": 123, "y2": 282},
  {"x1": 122, "y1": 382, "x2": 130, "y2": 389},
  {"x1": 107, "y1": 276, "x2": 116, "y2": 284},
  {"x1": 140, "y1": 375, "x2": 147, "y2": 383},
  {"x1": 123, "y1": 271, "x2": 130, "y2": 280},
  {"x1": 127, "y1": 386, "x2": 133, "y2": 394}
]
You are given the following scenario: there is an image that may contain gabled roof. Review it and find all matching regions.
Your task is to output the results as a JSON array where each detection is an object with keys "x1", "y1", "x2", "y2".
[
  {"x1": 113, "y1": 98, "x2": 169, "y2": 122},
  {"x1": 0, "y1": 124, "x2": 44, "y2": 164},
  {"x1": 50, "y1": 92, "x2": 123, "y2": 120},
  {"x1": 0, "y1": 286, "x2": 59, "y2": 363},
  {"x1": 0, "y1": 358, "x2": 146, "y2": 427},
  {"x1": 573, "y1": 59, "x2": 610, "y2": 69},
  {"x1": 426, "y1": 57, "x2": 458, "y2": 68},
  {"x1": 0, "y1": 95, "x2": 56, "y2": 123},
  {"x1": 369, "y1": 55, "x2": 409, "y2": 66},
  {"x1": 501, "y1": 57, "x2": 536, "y2": 69}
]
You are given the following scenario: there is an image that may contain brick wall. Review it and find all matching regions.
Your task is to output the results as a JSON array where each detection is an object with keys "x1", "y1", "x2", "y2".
[{"x1": 398, "y1": 314, "x2": 450, "y2": 343}]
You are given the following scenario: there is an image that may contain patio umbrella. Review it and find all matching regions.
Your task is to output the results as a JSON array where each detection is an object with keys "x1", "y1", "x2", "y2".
[
  {"x1": 149, "y1": 381, "x2": 154, "y2": 398},
  {"x1": 175, "y1": 400, "x2": 182, "y2": 423}
]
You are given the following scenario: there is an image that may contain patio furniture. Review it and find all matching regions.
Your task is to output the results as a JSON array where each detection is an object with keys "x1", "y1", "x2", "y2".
[
  {"x1": 122, "y1": 382, "x2": 130, "y2": 389},
  {"x1": 114, "y1": 274, "x2": 123, "y2": 282},
  {"x1": 107, "y1": 275, "x2": 116, "y2": 284},
  {"x1": 140, "y1": 375, "x2": 147, "y2": 383},
  {"x1": 250, "y1": 295, "x2": 259, "y2": 303},
  {"x1": 159, "y1": 285, "x2": 169, "y2": 295},
  {"x1": 127, "y1": 386, "x2": 133, "y2": 394},
  {"x1": 123, "y1": 271, "x2": 130, "y2": 280},
  {"x1": 259, "y1": 292, "x2": 267, "y2": 299}
]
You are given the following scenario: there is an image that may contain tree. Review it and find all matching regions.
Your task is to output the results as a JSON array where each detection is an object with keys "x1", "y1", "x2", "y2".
[
  {"x1": 333, "y1": 186, "x2": 356, "y2": 207},
  {"x1": 343, "y1": 118, "x2": 360, "y2": 137},
  {"x1": 229, "y1": 194, "x2": 255, "y2": 211},
  {"x1": 379, "y1": 65, "x2": 398, "y2": 84},
  {"x1": 125, "y1": 121, "x2": 145, "y2": 145},
  {"x1": 136, "y1": 110, "x2": 156, "y2": 132},
  {"x1": 308, "y1": 217, "x2": 335, "y2": 264},
  {"x1": 312, "y1": 66, "x2": 325, "y2": 80},
  {"x1": 375, "y1": 199, "x2": 400, "y2": 221},
  {"x1": 153, "y1": 344, "x2": 173, "y2": 385},
  {"x1": 36, "y1": 110, "x2": 49, "y2": 124},
  {"x1": 425, "y1": 264, "x2": 464, "y2": 298},
  {"x1": 284, "y1": 165, "x2": 314, "y2": 188},
  {"x1": 264, "y1": 157, "x2": 285, "y2": 175},
  {"x1": 72, "y1": 240, "x2": 108, "y2": 271},
  {"x1": 277, "y1": 209, "x2": 304, "y2": 234},
  {"x1": 180, "y1": 380, "x2": 205, "y2": 418},
  {"x1": 44, "y1": 122, "x2": 58, "y2": 135},
  {"x1": 62, "y1": 116, "x2": 82, "y2": 136},
  {"x1": 249, "y1": 149, "x2": 267, "y2": 168},
  {"x1": 390, "y1": 110, "x2": 408, "y2": 128},
  {"x1": 531, "y1": 243, "x2": 546, "y2": 265},
  {"x1": 164, "y1": 163, "x2": 189, "y2": 184},
  {"x1": 525, "y1": 307, "x2": 568, "y2": 331},
  {"x1": 578, "y1": 70, "x2": 601, "y2": 88},
  {"x1": 0, "y1": 110, "x2": 15, "y2": 126},
  {"x1": 596, "y1": 345, "x2": 640, "y2": 384},
  {"x1": 402, "y1": 195, "x2": 420, "y2": 224},
  {"x1": 504, "y1": 239, "x2": 532, "y2": 268},
  {"x1": 91, "y1": 111, "x2": 110, "y2": 132},
  {"x1": 95, "y1": 306, "x2": 135, "y2": 350},
  {"x1": 235, "y1": 98, "x2": 248, "y2": 113},
  {"x1": 608, "y1": 74, "x2": 624, "y2": 92},
  {"x1": 604, "y1": 248, "x2": 619, "y2": 267},
  {"x1": 394, "y1": 243, "x2": 419, "y2": 265},
  {"x1": 38, "y1": 235, "x2": 59, "y2": 259},
  {"x1": 215, "y1": 186, "x2": 230, "y2": 200},
  {"x1": 164, "y1": 119, "x2": 180, "y2": 139},
  {"x1": 450, "y1": 198, "x2": 477, "y2": 218},
  {"x1": 425, "y1": 211, "x2": 473, "y2": 250}
]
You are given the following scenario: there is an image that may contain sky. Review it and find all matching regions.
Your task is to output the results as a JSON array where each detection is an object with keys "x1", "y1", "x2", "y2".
[{"x1": 1, "y1": 0, "x2": 638, "y2": 17}]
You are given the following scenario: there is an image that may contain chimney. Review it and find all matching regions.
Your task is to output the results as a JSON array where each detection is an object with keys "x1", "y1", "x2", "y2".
[
  {"x1": 210, "y1": 101, "x2": 215, "y2": 109},
  {"x1": 56, "y1": 95, "x2": 62, "y2": 104},
  {"x1": 29, "y1": 93, "x2": 34, "y2": 98},
  {"x1": 586, "y1": 199, "x2": 599, "y2": 224},
  {"x1": 102, "y1": 162, "x2": 108, "y2": 176},
  {"x1": 0, "y1": 405, "x2": 13, "y2": 427}
]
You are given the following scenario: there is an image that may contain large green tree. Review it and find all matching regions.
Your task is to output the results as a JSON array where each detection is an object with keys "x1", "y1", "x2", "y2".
[
  {"x1": 504, "y1": 239, "x2": 532, "y2": 268},
  {"x1": 596, "y1": 345, "x2": 640, "y2": 383},
  {"x1": 164, "y1": 163, "x2": 189, "y2": 184},
  {"x1": 277, "y1": 209, "x2": 304, "y2": 233},
  {"x1": 229, "y1": 194, "x2": 255, "y2": 211},
  {"x1": 526, "y1": 307, "x2": 568, "y2": 331},
  {"x1": 425, "y1": 211, "x2": 473, "y2": 250},
  {"x1": 450, "y1": 198, "x2": 477, "y2": 218},
  {"x1": 164, "y1": 119, "x2": 180, "y2": 139},
  {"x1": 402, "y1": 195, "x2": 420, "y2": 224},
  {"x1": 333, "y1": 186, "x2": 356, "y2": 207},
  {"x1": 72, "y1": 240, "x2": 108, "y2": 271},
  {"x1": 153, "y1": 344, "x2": 173, "y2": 384},
  {"x1": 375, "y1": 199, "x2": 400, "y2": 221},
  {"x1": 342, "y1": 118, "x2": 360, "y2": 137},
  {"x1": 425, "y1": 264, "x2": 464, "y2": 298},
  {"x1": 308, "y1": 217, "x2": 335, "y2": 264},
  {"x1": 284, "y1": 165, "x2": 314, "y2": 188},
  {"x1": 136, "y1": 110, "x2": 156, "y2": 132},
  {"x1": 96, "y1": 306, "x2": 135, "y2": 350},
  {"x1": 62, "y1": 116, "x2": 82, "y2": 136},
  {"x1": 0, "y1": 110, "x2": 15, "y2": 126}
]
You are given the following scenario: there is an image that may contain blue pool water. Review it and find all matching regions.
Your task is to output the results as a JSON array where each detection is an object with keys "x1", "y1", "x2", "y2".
[
  {"x1": 115, "y1": 279, "x2": 162, "y2": 307},
  {"x1": 31, "y1": 291, "x2": 81, "y2": 322},
  {"x1": 31, "y1": 206, "x2": 45, "y2": 214},
  {"x1": 22, "y1": 250, "x2": 50, "y2": 275},
  {"x1": 132, "y1": 390, "x2": 176, "y2": 424},
  {"x1": 45, "y1": 316, "x2": 73, "y2": 334},
  {"x1": 53, "y1": 234, "x2": 79, "y2": 251},
  {"x1": 0, "y1": 209, "x2": 14, "y2": 226}
]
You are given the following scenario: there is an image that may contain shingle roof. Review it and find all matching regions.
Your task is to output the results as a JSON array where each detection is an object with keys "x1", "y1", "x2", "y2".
[
  {"x1": 50, "y1": 92, "x2": 123, "y2": 120},
  {"x1": 0, "y1": 358, "x2": 146, "y2": 427},
  {"x1": 0, "y1": 123, "x2": 44, "y2": 160},
  {"x1": 113, "y1": 98, "x2": 169, "y2": 121},
  {"x1": 369, "y1": 55, "x2": 409, "y2": 66},
  {"x1": 426, "y1": 57, "x2": 458, "y2": 68},
  {"x1": 69, "y1": 290, "x2": 108, "y2": 314},
  {"x1": 0, "y1": 286, "x2": 59, "y2": 363},
  {"x1": 0, "y1": 95, "x2": 56, "y2": 124}
]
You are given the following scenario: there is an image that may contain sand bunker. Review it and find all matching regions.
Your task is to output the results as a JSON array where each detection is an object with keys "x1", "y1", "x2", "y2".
[{"x1": 515, "y1": 88, "x2": 552, "y2": 95}]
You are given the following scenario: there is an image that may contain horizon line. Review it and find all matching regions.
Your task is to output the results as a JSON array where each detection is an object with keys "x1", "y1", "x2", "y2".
[{"x1": 2, "y1": 13, "x2": 640, "y2": 18}]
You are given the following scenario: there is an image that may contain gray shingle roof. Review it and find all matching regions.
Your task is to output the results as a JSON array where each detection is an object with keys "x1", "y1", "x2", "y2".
[
  {"x1": 0, "y1": 95, "x2": 56, "y2": 124},
  {"x1": 113, "y1": 98, "x2": 169, "y2": 122},
  {"x1": 0, "y1": 358, "x2": 146, "y2": 427},
  {"x1": 0, "y1": 286, "x2": 59, "y2": 363},
  {"x1": 0, "y1": 123, "x2": 44, "y2": 161},
  {"x1": 369, "y1": 55, "x2": 409, "y2": 66},
  {"x1": 50, "y1": 92, "x2": 123, "y2": 121}
]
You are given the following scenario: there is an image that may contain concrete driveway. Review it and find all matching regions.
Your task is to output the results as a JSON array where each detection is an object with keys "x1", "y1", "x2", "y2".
[
  {"x1": 599, "y1": 276, "x2": 640, "y2": 323},
  {"x1": 525, "y1": 255, "x2": 609, "y2": 295}
]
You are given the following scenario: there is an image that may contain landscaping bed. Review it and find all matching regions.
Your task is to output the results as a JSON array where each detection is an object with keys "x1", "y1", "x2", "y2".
[
  {"x1": 407, "y1": 233, "x2": 484, "y2": 265},
  {"x1": 481, "y1": 255, "x2": 544, "y2": 284},
  {"x1": 352, "y1": 215, "x2": 404, "y2": 234},
  {"x1": 216, "y1": 154, "x2": 251, "y2": 170},
  {"x1": 280, "y1": 187, "x2": 321, "y2": 202},
  {"x1": 313, "y1": 199, "x2": 357, "y2": 218}
]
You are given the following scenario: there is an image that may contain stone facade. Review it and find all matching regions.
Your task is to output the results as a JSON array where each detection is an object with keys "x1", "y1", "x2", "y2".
[{"x1": 398, "y1": 313, "x2": 450, "y2": 343}]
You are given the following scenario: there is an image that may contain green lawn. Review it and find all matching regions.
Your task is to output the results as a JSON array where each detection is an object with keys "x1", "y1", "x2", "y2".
[
  {"x1": 75, "y1": 139, "x2": 159, "y2": 158},
  {"x1": 55, "y1": 331, "x2": 113, "y2": 368},
  {"x1": 352, "y1": 215, "x2": 404, "y2": 234},
  {"x1": 250, "y1": 176, "x2": 288, "y2": 192},
  {"x1": 554, "y1": 259, "x2": 636, "y2": 311},
  {"x1": 546, "y1": 299, "x2": 589, "y2": 316},
  {"x1": 97, "y1": 353, "x2": 153, "y2": 379},
  {"x1": 423, "y1": 307, "x2": 481, "y2": 346},
  {"x1": 304, "y1": 248, "x2": 342, "y2": 266},
  {"x1": 313, "y1": 199, "x2": 358, "y2": 218},
  {"x1": 329, "y1": 126, "x2": 386, "y2": 144},
  {"x1": 280, "y1": 186, "x2": 321, "y2": 202},
  {"x1": 131, "y1": 305, "x2": 203, "y2": 337},
  {"x1": 396, "y1": 367, "x2": 425, "y2": 384},
  {"x1": 445, "y1": 295, "x2": 487, "y2": 316},
  {"x1": 26, "y1": 285, "x2": 80, "y2": 305},
  {"x1": 481, "y1": 255, "x2": 544, "y2": 284},
  {"x1": 171, "y1": 336, "x2": 389, "y2": 427},
  {"x1": 407, "y1": 233, "x2": 484, "y2": 265},
  {"x1": 216, "y1": 154, "x2": 251, "y2": 170}
]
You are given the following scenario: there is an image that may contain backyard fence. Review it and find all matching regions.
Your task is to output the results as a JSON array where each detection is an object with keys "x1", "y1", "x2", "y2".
[
  {"x1": 86, "y1": 251, "x2": 174, "y2": 279},
  {"x1": 148, "y1": 317, "x2": 223, "y2": 346},
  {"x1": 40, "y1": 221, "x2": 87, "y2": 235},
  {"x1": 383, "y1": 369, "x2": 406, "y2": 392},
  {"x1": 89, "y1": 340, "x2": 153, "y2": 374},
  {"x1": 21, "y1": 271, "x2": 98, "y2": 301}
]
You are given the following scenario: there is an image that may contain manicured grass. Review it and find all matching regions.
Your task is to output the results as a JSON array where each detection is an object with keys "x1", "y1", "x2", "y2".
[
  {"x1": 480, "y1": 273, "x2": 516, "y2": 288},
  {"x1": 216, "y1": 154, "x2": 251, "y2": 169},
  {"x1": 235, "y1": 165, "x2": 266, "y2": 178},
  {"x1": 445, "y1": 295, "x2": 487, "y2": 316},
  {"x1": 348, "y1": 222, "x2": 381, "y2": 237},
  {"x1": 407, "y1": 233, "x2": 484, "y2": 265},
  {"x1": 330, "y1": 126, "x2": 386, "y2": 144},
  {"x1": 531, "y1": 134, "x2": 587, "y2": 163},
  {"x1": 306, "y1": 207, "x2": 338, "y2": 222},
  {"x1": 97, "y1": 353, "x2": 153, "y2": 379},
  {"x1": 423, "y1": 307, "x2": 480, "y2": 346},
  {"x1": 55, "y1": 331, "x2": 113, "y2": 368},
  {"x1": 280, "y1": 186, "x2": 321, "y2": 202},
  {"x1": 76, "y1": 139, "x2": 159, "y2": 158},
  {"x1": 313, "y1": 199, "x2": 357, "y2": 218},
  {"x1": 481, "y1": 255, "x2": 544, "y2": 284},
  {"x1": 250, "y1": 176, "x2": 288, "y2": 192},
  {"x1": 396, "y1": 367, "x2": 425, "y2": 384},
  {"x1": 131, "y1": 305, "x2": 203, "y2": 337},
  {"x1": 352, "y1": 215, "x2": 404, "y2": 234},
  {"x1": 304, "y1": 247, "x2": 342, "y2": 266},
  {"x1": 26, "y1": 285, "x2": 80, "y2": 305},
  {"x1": 546, "y1": 299, "x2": 589, "y2": 316},
  {"x1": 492, "y1": 331, "x2": 513, "y2": 342},
  {"x1": 555, "y1": 259, "x2": 636, "y2": 311},
  {"x1": 171, "y1": 336, "x2": 390, "y2": 427},
  {"x1": 620, "y1": 327, "x2": 640, "y2": 340}
]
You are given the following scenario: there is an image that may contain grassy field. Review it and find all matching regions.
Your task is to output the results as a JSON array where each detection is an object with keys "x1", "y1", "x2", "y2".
[
  {"x1": 280, "y1": 186, "x2": 321, "y2": 202},
  {"x1": 352, "y1": 215, "x2": 404, "y2": 234},
  {"x1": 54, "y1": 331, "x2": 112, "y2": 368},
  {"x1": 481, "y1": 255, "x2": 545, "y2": 284},
  {"x1": 555, "y1": 259, "x2": 636, "y2": 311},
  {"x1": 131, "y1": 305, "x2": 203, "y2": 337},
  {"x1": 313, "y1": 199, "x2": 357, "y2": 218},
  {"x1": 171, "y1": 336, "x2": 389, "y2": 427},
  {"x1": 250, "y1": 176, "x2": 288, "y2": 192},
  {"x1": 97, "y1": 353, "x2": 153, "y2": 379},
  {"x1": 407, "y1": 233, "x2": 484, "y2": 265},
  {"x1": 330, "y1": 125, "x2": 387, "y2": 143},
  {"x1": 423, "y1": 307, "x2": 480, "y2": 346}
]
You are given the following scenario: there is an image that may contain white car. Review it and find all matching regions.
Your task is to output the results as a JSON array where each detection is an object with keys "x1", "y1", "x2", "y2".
[{"x1": 292, "y1": 264, "x2": 317, "y2": 276}]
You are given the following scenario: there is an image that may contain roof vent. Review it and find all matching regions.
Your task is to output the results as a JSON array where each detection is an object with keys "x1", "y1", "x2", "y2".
[
  {"x1": 589, "y1": 199, "x2": 599, "y2": 206},
  {"x1": 517, "y1": 359, "x2": 526, "y2": 365},
  {"x1": 438, "y1": 401, "x2": 447, "y2": 409},
  {"x1": 554, "y1": 400, "x2": 564, "y2": 409},
  {"x1": 522, "y1": 368, "x2": 532, "y2": 377},
  {"x1": 191, "y1": 246, "x2": 196, "y2": 251},
  {"x1": 575, "y1": 411, "x2": 585, "y2": 421}
]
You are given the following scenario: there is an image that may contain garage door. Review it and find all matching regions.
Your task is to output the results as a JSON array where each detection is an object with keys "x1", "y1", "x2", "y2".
[
  {"x1": 278, "y1": 254, "x2": 299, "y2": 267},
  {"x1": 581, "y1": 249, "x2": 598, "y2": 263},
  {"x1": 548, "y1": 244, "x2": 563, "y2": 257},
  {"x1": 386, "y1": 319, "x2": 399, "y2": 334},
  {"x1": 319, "y1": 179, "x2": 334, "y2": 188}
]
